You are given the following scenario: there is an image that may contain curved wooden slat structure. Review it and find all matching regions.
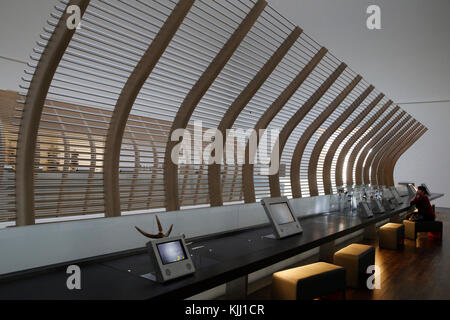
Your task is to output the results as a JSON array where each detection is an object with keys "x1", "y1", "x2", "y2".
[
  {"x1": 208, "y1": 27, "x2": 302, "y2": 207},
  {"x1": 15, "y1": 0, "x2": 90, "y2": 226},
  {"x1": 5, "y1": 0, "x2": 426, "y2": 224},
  {"x1": 372, "y1": 122, "x2": 420, "y2": 185},
  {"x1": 360, "y1": 115, "x2": 411, "y2": 184},
  {"x1": 334, "y1": 101, "x2": 394, "y2": 187},
  {"x1": 321, "y1": 93, "x2": 383, "y2": 194},
  {"x1": 307, "y1": 84, "x2": 374, "y2": 196},
  {"x1": 378, "y1": 124, "x2": 424, "y2": 185},
  {"x1": 290, "y1": 75, "x2": 362, "y2": 198},
  {"x1": 241, "y1": 48, "x2": 327, "y2": 203},
  {"x1": 338, "y1": 102, "x2": 396, "y2": 186},
  {"x1": 268, "y1": 63, "x2": 346, "y2": 197},
  {"x1": 366, "y1": 111, "x2": 415, "y2": 184},
  {"x1": 370, "y1": 121, "x2": 419, "y2": 184},
  {"x1": 163, "y1": 0, "x2": 266, "y2": 211},
  {"x1": 384, "y1": 127, "x2": 427, "y2": 186},
  {"x1": 102, "y1": 0, "x2": 194, "y2": 217}
]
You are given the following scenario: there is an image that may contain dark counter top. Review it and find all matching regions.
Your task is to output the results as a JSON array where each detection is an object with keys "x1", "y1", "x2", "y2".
[{"x1": 0, "y1": 193, "x2": 443, "y2": 299}]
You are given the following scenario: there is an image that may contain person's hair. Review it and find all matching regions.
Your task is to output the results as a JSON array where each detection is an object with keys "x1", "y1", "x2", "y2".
[{"x1": 418, "y1": 185, "x2": 429, "y2": 195}]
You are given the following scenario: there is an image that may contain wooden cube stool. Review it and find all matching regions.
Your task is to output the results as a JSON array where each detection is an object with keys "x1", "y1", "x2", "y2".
[
  {"x1": 271, "y1": 262, "x2": 346, "y2": 300},
  {"x1": 379, "y1": 223, "x2": 404, "y2": 249},
  {"x1": 333, "y1": 244, "x2": 375, "y2": 288},
  {"x1": 403, "y1": 220, "x2": 443, "y2": 241}
]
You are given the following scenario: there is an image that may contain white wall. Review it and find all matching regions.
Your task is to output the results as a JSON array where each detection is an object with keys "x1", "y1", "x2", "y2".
[
  {"x1": 394, "y1": 102, "x2": 450, "y2": 207},
  {"x1": 0, "y1": 0, "x2": 57, "y2": 91}
]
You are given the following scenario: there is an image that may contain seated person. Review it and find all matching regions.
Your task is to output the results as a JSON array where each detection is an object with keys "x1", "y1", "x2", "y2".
[{"x1": 405, "y1": 186, "x2": 435, "y2": 221}]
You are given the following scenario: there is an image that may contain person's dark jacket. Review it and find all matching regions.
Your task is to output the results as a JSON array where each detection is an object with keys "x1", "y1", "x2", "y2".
[{"x1": 410, "y1": 194, "x2": 435, "y2": 221}]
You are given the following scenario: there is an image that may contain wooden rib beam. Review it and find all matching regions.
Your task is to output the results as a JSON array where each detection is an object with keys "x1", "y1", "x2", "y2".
[
  {"x1": 385, "y1": 127, "x2": 427, "y2": 186},
  {"x1": 373, "y1": 122, "x2": 420, "y2": 185},
  {"x1": 163, "y1": 0, "x2": 267, "y2": 211},
  {"x1": 103, "y1": 0, "x2": 194, "y2": 217},
  {"x1": 208, "y1": 26, "x2": 302, "y2": 207},
  {"x1": 321, "y1": 93, "x2": 383, "y2": 194},
  {"x1": 360, "y1": 114, "x2": 411, "y2": 184},
  {"x1": 290, "y1": 75, "x2": 362, "y2": 198},
  {"x1": 307, "y1": 84, "x2": 374, "y2": 196},
  {"x1": 242, "y1": 47, "x2": 327, "y2": 203},
  {"x1": 378, "y1": 124, "x2": 424, "y2": 186},
  {"x1": 370, "y1": 120, "x2": 418, "y2": 185},
  {"x1": 269, "y1": 63, "x2": 347, "y2": 198},
  {"x1": 353, "y1": 108, "x2": 406, "y2": 186},
  {"x1": 334, "y1": 100, "x2": 392, "y2": 187},
  {"x1": 338, "y1": 102, "x2": 396, "y2": 186},
  {"x1": 15, "y1": 0, "x2": 90, "y2": 226}
]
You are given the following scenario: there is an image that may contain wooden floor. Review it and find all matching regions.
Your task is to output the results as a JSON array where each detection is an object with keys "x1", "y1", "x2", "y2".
[{"x1": 247, "y1": 208, "x2": 450, "y2": 300}]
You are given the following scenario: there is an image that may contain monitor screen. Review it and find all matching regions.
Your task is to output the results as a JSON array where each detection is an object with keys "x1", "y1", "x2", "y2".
[
  {"x1": 270, "y1": 202, "x2": 295, "y2": 225},
  {"x1": 156, "y1": 240, "x2": 187, "y2": 265},
  {"x1": 383, "y1": 188, "x2": 394, "y2": 199},
  {"x1": 391, "y1": 188, "x2": 402, "y2": 199},
  {"x1": 362, "y1": 202, "x2": 370, "y2": 212}
]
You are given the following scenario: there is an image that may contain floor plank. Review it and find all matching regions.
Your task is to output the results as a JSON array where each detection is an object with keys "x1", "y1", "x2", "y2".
[{"x1": 247, "y1": 208, "x2": 449, "y2": 300}]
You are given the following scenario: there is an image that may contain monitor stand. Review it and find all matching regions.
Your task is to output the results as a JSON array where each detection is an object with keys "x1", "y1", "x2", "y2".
[
  {"x1": 141, "y1": 272, "x2": 157, "y2": 282},
  {"x1": 140, "y1": 258, "x2": 157, "y2": 282}
]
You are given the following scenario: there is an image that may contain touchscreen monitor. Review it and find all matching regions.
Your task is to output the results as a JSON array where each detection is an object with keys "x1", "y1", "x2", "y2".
[
  {"x1": 146, "y1": 235, "x2": 195, "y2": 283},
  {"x1": 157, "y1": 240, "x2": 187, "y2": 265},
  {"x1": 261, "y1": 197, "x2": 303, "y2": 239},
  {"x1": 270, "y1": 202, "x2": 295, "y2": 225}
]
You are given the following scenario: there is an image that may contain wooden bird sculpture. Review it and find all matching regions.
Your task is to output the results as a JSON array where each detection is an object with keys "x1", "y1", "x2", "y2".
[{"x1": 135, "y1": 215, "x2": 173, "y2": 239}]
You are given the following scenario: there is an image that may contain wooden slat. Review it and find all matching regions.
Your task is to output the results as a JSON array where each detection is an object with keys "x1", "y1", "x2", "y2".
[
  {"x1": 378, "y1": 124, "x2": 424, "y2": 185},
  {"x1": 208, "y1": 26, "x2": 302, "y2": 207},
  {"x1": 103, "y1": 0, "x2": 194, "y2": 217},
  {"x1": 290, "y1": 74, "x2": 361, "y2": 198},
  {"x1": 334, "y1": 100, "x2": 392, "y2": 187},
  {"x1": 15, "y1": 0, "x2": 90, "y2": 225},
  {"x1": 385, "y1": 127, "x2": 427, "y2": 186},
  {"x1": 307, "y1": 84, "x2": 374, "y2": 196},
  {"x1": 337, "y1": 102, "x2": 395, "y2": 186},
  {"x1": 269, "y1": 63, "x2": 346, "y2": 198},
  {"x1": 360, "y1": 114, "x2": 411, "y2": 184},
  {"x1": 242, "y1": 47, "x2": 327, "y2": 203},
  {"x1": 372, "y1": 122, "x2": 420, "y2": 185},
  {"x1": 164, "y1": 0, "x2": 267, "y2": 211},
  {"x1": 369, "y1": 119, "x2": 418, "y2": 184},
  {"x1": 321, "y1": 93, "x2": 383, "y2": 194}
]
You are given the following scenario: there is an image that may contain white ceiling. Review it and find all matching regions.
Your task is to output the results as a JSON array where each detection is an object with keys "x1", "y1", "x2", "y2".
[
  {"x1": 1, "y1": 0, "x2": 449, "y2": 104},
  {"x1": 269, "y1": 0, "x2": 450, "y2": 104}
]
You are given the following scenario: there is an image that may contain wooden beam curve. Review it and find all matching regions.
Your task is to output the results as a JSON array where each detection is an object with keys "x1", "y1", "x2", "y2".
[
  {"x1": 360, "y1": 114, "x2": 411, "y2": 184},
  {"x1": 269, "y1": 63, "x2": 346, "y2": 197},
  {"x1": 163, "y1": 0, "x2": 267, "y2": 211},
  {"x1": 208, "y1": 27, "x2": 302, "y2": 207},
  {"x1": 15, "y1": 0, "x2": 90, "y2": 226},
  {"x1": 385, "y1": 127, "x2": 427, "y2": 186},
  {"x1": 102, "y1": 0, "x2": 194, "y2": 217},
  {"x1": 339, "y1": 102, "x2": 396, "y2": 186},
  {"x1": 290, "y1": 75, "x2": 362, "y2": 198},
  {"x1": 321, "y1": 93, "x2": 383, "y2": 194},
  {"x1": 373, "y1": 122, "x2": 420, "y2": 185},
  {"x1": 334, "y1": 100, "x2": 392, "y2": 187},
  {"x1": 354, "y1": 108, "x2": 407, "y2": 186},
  {"x1": 241, "y1": 47, "x2": 327, "y2": 203},
  {"x1": 307, "y1": 84, "x2": 374, "y2": 196}
]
